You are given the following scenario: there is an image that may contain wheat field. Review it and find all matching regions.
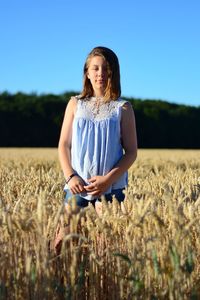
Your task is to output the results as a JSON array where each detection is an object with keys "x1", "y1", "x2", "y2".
[{"x1": 0, "y1": 148, "x2": 200, "y2": 300}]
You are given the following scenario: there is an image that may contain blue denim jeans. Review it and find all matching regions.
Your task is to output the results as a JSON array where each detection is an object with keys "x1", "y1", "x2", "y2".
[{"x1": 64, "y1": 188, "x2": 125, "y2": 208}]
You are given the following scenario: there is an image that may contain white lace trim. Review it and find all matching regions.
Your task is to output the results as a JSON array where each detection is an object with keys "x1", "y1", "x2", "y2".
[{"x1": 75, "y1": 97, "x2": 127, "y2": 121}]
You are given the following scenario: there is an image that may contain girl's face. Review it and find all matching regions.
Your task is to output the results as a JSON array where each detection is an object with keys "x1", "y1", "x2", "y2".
[{"x1": 87, "y1": 55, "x2": 108, "y2": 97}]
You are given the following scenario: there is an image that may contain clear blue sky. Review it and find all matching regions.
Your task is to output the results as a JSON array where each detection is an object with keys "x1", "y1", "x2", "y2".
[{"x1": 1, "y1": 0, "x2": 199, "y2": 106}]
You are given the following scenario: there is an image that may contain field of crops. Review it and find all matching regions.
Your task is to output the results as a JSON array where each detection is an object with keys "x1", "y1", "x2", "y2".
[{"x1": 0, "y1": 148, "x2": 200, "y2": 300}]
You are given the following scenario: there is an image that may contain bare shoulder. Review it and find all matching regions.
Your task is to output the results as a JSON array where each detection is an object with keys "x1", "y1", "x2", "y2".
[
  {"x1": 68, "y1": 96, "x2": 78, "y2": 107},
  {"x1": 121, "y1": 101, "x2": 133, "y2": 111},
  {"x1": 65, "y1": 96, "x2": 78, "y2": 115},
  {"x1": 120, "y1": 100, "x2": 136, "y2": 134},
  {"x1": 120, "y1": 100, "x2": 137, "y2": 151},
  {"x1": 120, "y1": 101, "x2": 135, "y2": 120}
]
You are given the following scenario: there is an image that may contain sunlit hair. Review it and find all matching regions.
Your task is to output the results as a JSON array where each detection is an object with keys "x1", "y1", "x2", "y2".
[{"x1": 80, "y1": 46, "x2": 121, "y2": 101}]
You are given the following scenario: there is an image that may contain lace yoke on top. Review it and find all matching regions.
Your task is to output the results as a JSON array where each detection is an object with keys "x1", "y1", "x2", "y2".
[{"x1": 75, "y1": 96, "x2": 124, "y2": 122}]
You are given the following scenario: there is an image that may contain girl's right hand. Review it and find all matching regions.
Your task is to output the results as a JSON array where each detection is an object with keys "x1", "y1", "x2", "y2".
[{"x1": 67, "y1": 176, "x2": 86, "y2": 194}]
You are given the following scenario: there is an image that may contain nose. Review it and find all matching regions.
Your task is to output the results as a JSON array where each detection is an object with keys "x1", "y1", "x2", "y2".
[{"x1": 97, "y1": 68, "x2": 105, "y2": 78}]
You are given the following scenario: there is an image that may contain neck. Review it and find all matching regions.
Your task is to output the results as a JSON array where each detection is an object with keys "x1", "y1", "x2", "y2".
[
  {"x1": 92, "y1": 95, "x2": 103, "y2": 99},
  {"x1": 93, "y1": 88, "x2": 105, "y2": 98},
  {"x1": 93, "y1": 94, "x2": 104, "y2": 98}
]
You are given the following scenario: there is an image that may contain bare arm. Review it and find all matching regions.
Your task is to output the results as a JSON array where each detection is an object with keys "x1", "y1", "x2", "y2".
[
  {"x1": 58, "y1": 97, "x2": 85, "y2": 194},
  {"x1": 106, "y1": 101, "x2": 137, "y2": 181},
  {"x1": 84, "y1": 102, "x2": 137, "y2": 195}
]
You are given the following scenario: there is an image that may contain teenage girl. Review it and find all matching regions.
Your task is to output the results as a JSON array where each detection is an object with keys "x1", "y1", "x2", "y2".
[{"x1": 58, "y1": 46, "x2": 137, "y2": 212}]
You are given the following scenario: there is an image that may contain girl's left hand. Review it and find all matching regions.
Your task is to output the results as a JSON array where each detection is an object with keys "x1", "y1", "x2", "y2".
[{"x1": 83, "y1": 175, "x2": 110, "y2": 196}]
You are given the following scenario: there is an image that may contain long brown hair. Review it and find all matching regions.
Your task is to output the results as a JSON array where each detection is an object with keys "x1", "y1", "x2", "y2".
[{"x1": 80, "y1": 46, "x2": 121, "y2": 101}]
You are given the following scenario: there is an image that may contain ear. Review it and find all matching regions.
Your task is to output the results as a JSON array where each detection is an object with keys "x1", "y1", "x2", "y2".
[{"x1": 87, "y1": 73, "x2": 90, "y2": 79}]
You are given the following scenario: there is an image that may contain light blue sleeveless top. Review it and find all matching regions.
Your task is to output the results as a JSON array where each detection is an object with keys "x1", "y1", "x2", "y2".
[{"x1": 64, "y1": 96, "x2": 128, "y2": 200}]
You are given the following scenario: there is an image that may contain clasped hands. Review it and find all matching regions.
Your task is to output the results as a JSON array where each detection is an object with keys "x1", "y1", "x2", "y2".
[{"x1": 68, "y1": 175, "x2": 110, "y2": 197}]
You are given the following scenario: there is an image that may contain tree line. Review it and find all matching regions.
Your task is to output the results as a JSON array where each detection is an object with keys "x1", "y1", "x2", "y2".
[{"x1": 0, "y1": 91, "x2": 199, "y2": 148}]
